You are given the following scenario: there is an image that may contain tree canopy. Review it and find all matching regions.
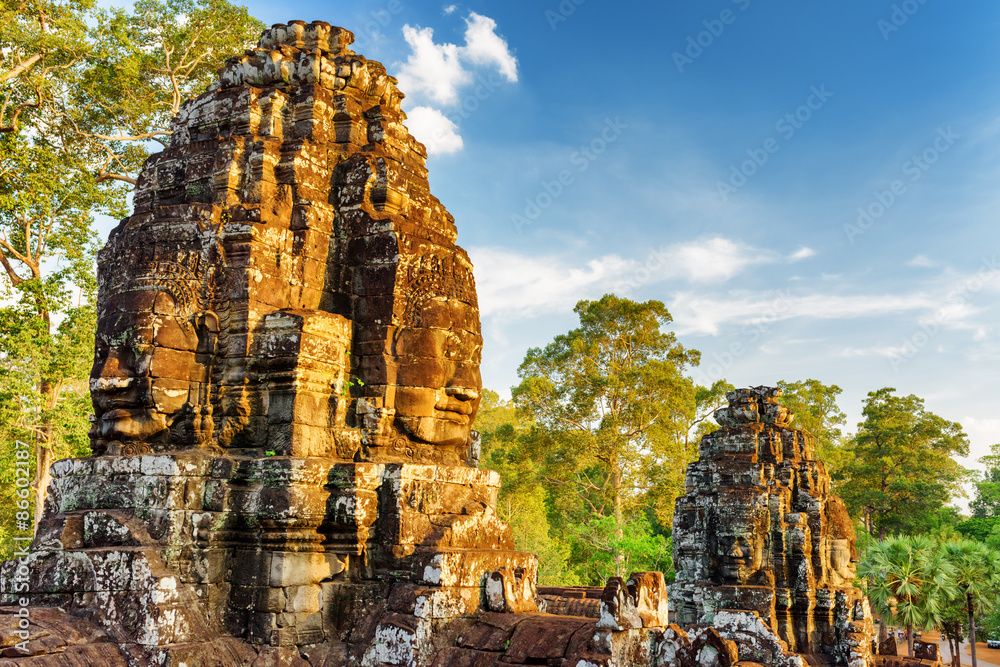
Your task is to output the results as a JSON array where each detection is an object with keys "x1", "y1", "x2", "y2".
[
  {"x1": 971, "y1": 444, "x2": 1000, "y2": 519},
  {"x1": 0, "y1": 0, "x2": 263, "y2": 539},
  {"x1": 836, "y1": 388, "x2": 970, "y2": 539},
  {"x1": 511, "y1": 295, "x2": 700, "y2": 574},
  {"x1": 776, "y1": 378, "x2": 846, "y2": 471}
]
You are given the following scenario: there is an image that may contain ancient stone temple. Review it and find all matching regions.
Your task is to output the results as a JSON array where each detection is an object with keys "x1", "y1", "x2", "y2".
[
  {"x1": 670, "y1": 386, "x2": 945, "y2": 667},
  {"x1": 671, "y1": 386, "x2": 875, "y2": 666},
  {"x1": 0, "y1": 20, "x2": 930, "y2": 667}
]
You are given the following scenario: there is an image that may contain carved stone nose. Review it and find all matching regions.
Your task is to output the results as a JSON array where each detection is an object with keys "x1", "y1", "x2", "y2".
[
  {"x1": 728, "y1": 541, "x2": 744, "y2": 559},
  {"x1": 90, "y1": 377, "x2": 135, "y2": 392}
]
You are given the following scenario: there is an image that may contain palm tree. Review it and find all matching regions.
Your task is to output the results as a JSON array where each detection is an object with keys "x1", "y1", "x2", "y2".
[
  {"x1": 859, "y1": 535, "x2": 956, "y2": 657},
  {"x1": 940, "y1": 540, "x2": 1000, "y2": 667}
]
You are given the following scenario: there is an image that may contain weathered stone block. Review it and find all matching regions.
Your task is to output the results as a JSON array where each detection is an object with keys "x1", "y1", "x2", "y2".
[
  {"x1": 283, "y1": 585, "x2": 321, "y2": 614},
  {"x1": 268, "y1": 551, "x2": 344, "y2": 588}
]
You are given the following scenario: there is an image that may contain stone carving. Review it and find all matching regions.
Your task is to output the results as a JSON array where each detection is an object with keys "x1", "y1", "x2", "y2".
[
  {"x1": 0, "y1": 20, "x2": 503, "y2": 666},
  {"x1": 91, "y1": 219, "x2": 225, "y2": 456},
  {"x1": 671, "y1": 386, "x2": 879, "y2": 665},
  {"x1": 87, "y1": 18, "x2": 482, "y2": 467}
]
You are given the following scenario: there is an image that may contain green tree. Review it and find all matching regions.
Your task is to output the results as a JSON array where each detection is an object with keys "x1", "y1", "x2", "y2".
[
  {"x1": 567, "y1": 514, "x2": 671, "y2": 585},
  {"x1": 955, "y1": 517, "x2": 1000, "y2": 543},
  {"x1": 971, "y1": 444, "x2": 1000, "y2": 519},
  {"x1": 981, "y1": 608, "x2": 1000, "y2": 642},
  {"x1": 837, "y1": 388, "x2": 970, "y2": 539},
  {"x1": 939, "y1": 539, "x2": 1000, "y2": 667},
  {"x1": 859, "y1": 534, "x2": 955, "y2": 657},
  {"x1": 64, "y1": 0, "x2": 265, "y2": 183},
  {"x1": 0, "y1": 0, "x2": 93, "y2": 133},
  {"x1": 776, "y1": 379, "x2": 847, "y2": 470},
  {"x1": 0, "y1": 134, "x2": 122, "y2": 525},
  {"x1": 477, "y1": 389, "x2": 580, "y2": 585},
  {"x1": 644, "y1": 379, "x2": 732, "y2": 528},
  {"x1": 512, "y1": 294, "x2": 700, "y2": 576}
]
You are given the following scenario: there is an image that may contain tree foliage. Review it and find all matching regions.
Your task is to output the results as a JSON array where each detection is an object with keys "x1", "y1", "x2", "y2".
[
  {"x1": 0, "y1": 0, "x2": 93, "y2": 133},
  {"x1": 858, "y1": 534, "x2": 955, "y2": 657},
  {"x1": 0, "y1": 132, "x2": 118, "y2": 525},
  {"x1": 67, "y1": 0, "x2": 265, "y2": 183},
  {"x1": 836, "y1": 388, "x2": 970, "y2": 539},
  {"x1": 511, "y1": 295, "x2": 699, "y2": 576},
  {"x1": 971, "y1": 444, "x2": 1000, "y2": 519},
  {"x1": 858, "y1": 533, "x2": 1000, "y2": 664},
  {"x1": 776, "y1": 378, "x2": 846, "y2": 471},
  {"x1": 0, "y1": 0, "x2": 263, "y2": 539},
  {"x1": 938, "y1": 539, "x2": 1000, "y2": 667},
  {"x1": 955, "y1": 517, "x2": 1000, "y2": 543}
]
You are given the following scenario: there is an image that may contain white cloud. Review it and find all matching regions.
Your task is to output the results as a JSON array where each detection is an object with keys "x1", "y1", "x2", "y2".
[
  {"x1": 835, "y1": 345, "x2": 914, "y2": 358},
  {"x1": 395, "y1": 12, "x2": 518, "y2": 153},
  {"x1": 396, "y1": 25, "x2": 470, "y2": 105},
  {"x1": 460, "y1": 12, "x2": 518, "y2": 82},
  {"x1": 470, "y1": 247, "x2": 635, "y2": 318},
  {"x1": 613, "y1": 237, "x2": 778, "y2": 290},
  {"x1": 668, "y1": 291, "x2": 937, "y2": 336},
  {"x1": 471, "y1": 242, "x2": 1000, "y2": 340},
  {"x1": 405, "y1": 106, "x2": 464, "y2": 154},
  {"x1": 396, "y1": 14, "x2": 517, "y2": 106},
  {"x1": 907, "y1": 254, "x2": 937, "y2": 268},
  {"x1": 962, "y1": 417, "x2": 1000, "y2": 463},
  {"x1": 788, "y1": 247, "x2": 816, "y2": 261},
  {"x1": 471, "y1": 237, "x2": 784, "y2": 320},
  {"x1": 668, "y1": 237, "x2": 774, "y2": 282}
]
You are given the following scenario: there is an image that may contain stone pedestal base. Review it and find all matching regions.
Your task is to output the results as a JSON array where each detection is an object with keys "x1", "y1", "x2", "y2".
[{"x1": 0, "y1": 453, "x2": 537, "y2": 664}]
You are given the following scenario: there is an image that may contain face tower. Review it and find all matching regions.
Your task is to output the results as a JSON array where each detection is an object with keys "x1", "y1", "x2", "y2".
[{"x1": 671, "y1": 386, "x2": 875, "y2": 665}]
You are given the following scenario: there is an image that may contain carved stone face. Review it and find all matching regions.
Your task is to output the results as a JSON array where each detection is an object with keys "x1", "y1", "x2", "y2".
[
  {"x1": 827, "y1": 538, "x2": 855, "y2": 586},
  {"x1": 715, "y1": 501, "x2": 769, "y2": 585},
  {"x1": 91, "y1": 289, "x2": 215, "y2": 450},
  {"x1": 391, "y1": 296, "x2": 483, "y2": 448}
]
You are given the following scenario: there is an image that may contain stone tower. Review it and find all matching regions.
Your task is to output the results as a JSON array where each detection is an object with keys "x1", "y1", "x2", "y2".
[
  {"x1": 1, "y1": 21, "x2": 536, "y2": 665},
  {"x1": 671, "y1": 386, "x2": 875, "y2": 665}
]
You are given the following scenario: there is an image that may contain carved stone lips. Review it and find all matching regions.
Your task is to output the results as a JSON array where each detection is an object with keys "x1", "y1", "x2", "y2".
[
  {"x1": 436, "y1": 399, "x2": 473, "y2": 423},
  {"x1": 102, "y1": 408, "x2": 135, "y2": 421}
]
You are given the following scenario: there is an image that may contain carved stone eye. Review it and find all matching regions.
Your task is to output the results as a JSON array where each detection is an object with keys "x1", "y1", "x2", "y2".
[{"x1": 444, "y1": 332, "x2": 462, "y2": 360}]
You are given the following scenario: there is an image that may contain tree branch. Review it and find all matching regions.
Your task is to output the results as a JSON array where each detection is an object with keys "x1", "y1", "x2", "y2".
[{"x1": 1, "y1": 53, "x2": 43, "y2": 84}]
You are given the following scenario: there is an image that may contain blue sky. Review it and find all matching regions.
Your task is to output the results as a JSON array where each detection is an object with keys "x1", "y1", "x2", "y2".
[{"x1": 101, "y1": 1, "x2": 1000, "y2": 487}]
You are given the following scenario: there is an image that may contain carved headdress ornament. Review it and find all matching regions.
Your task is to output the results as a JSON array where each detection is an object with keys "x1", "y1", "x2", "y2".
[
  {"x1": 397, "y1": 252, "x2": 477, "y2": 329},
  {"x1": 97, "y1": 216, "x2": 228, "y2": 314}
]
